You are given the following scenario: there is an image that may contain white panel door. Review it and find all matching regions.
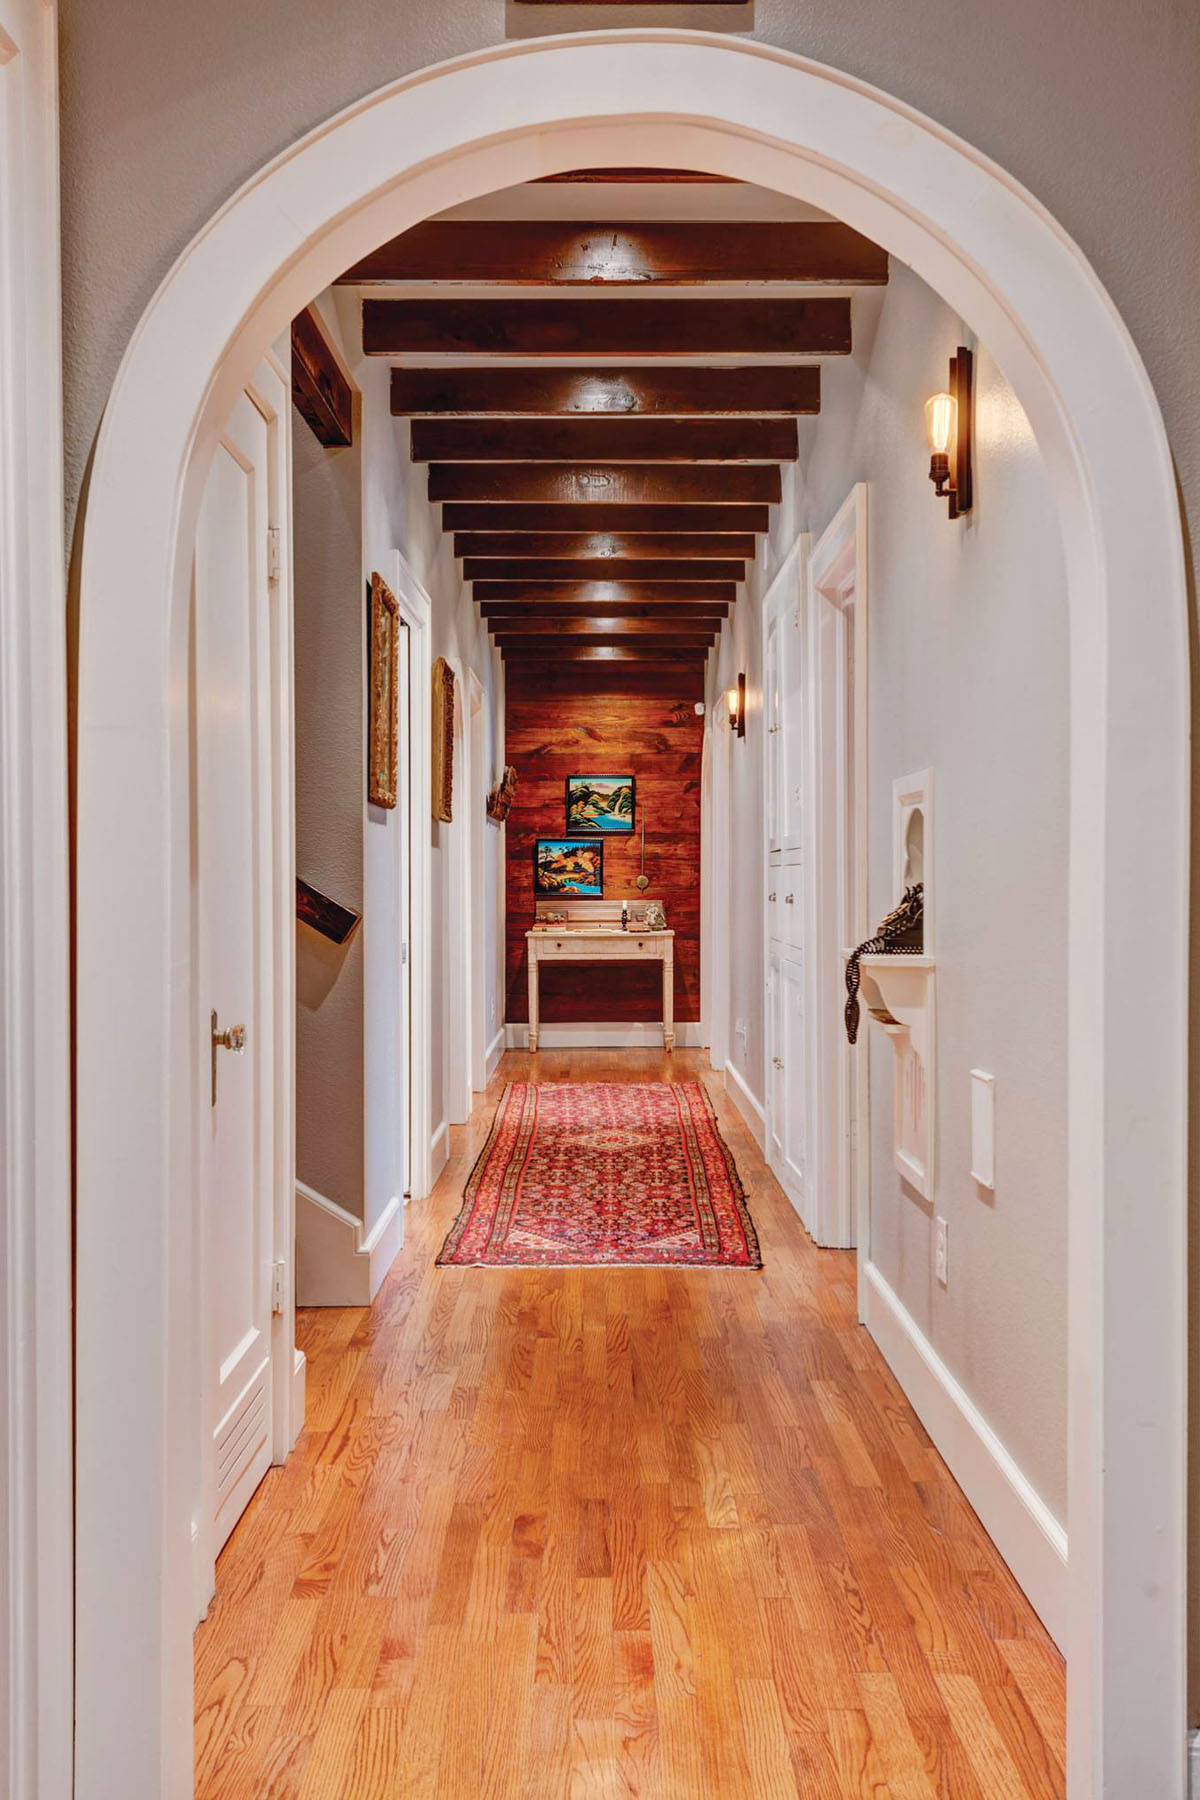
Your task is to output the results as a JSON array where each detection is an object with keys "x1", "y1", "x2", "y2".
[
  {"x1": 764, "y1": 612, "x2": 783, "y2": 852},
  {"x1": 767, "y1": 947, "x2": 786, "y2": 1167},
  {"x1": 780, "y1": 585, "x2": 806, "y2": 855},
  {"x1": 780, "y1": 950, "x2": 807, "y2": 1202},
  {"x1": 195, "y1": 391, "x2": 276, "y2": 1556}
]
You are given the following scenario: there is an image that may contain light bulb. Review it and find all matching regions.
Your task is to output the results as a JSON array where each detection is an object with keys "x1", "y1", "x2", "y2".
[
  {"x1": 924, "y1": 391, "x2": 956, "y2": 456},
  {"x1": 726, "y1": 686, "x2": 739, "y2": 728}
]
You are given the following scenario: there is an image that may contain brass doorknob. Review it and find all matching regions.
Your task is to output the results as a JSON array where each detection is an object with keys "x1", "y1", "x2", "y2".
[{"x1": 211, "y1": 1010, "x2": 247, "y2": 1106}]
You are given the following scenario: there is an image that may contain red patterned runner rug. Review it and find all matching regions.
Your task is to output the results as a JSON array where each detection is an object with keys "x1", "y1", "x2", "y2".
[{"x1": 437, "y1": 1081, "x2": 761, "y2": 1269}]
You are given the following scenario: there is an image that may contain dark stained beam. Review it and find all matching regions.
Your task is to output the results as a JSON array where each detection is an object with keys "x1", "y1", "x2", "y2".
[
  {"x1": 456, "y1": 531, "x2": 757, "y2": 561},
  {"x1": 428, "y1": 464, "x2": 781, "y2": 504},
  {"x1": 441, "y1": 503, "x2": 770, "y2": 534},
  {"x1": 480, "y1": 601, "x2": 728, "y2": 620},
  {"x1": 392, "y1": 366, "x2": 819, "y2": 418},
  {"x1": 465, "y1": 558, "x2": 743, "y2": 583},
  {"x1": 488, "y1": 615, "x2": 719, "y2": 639},
  {"x1": 500, "y1": 645, "x2": 709, "y2": 663},
  {"x1": 346, "y1": 221, "x2": 886, "y2": 286},
  {"x1": 412, "y1": 418, "x2": 797, "y2": 463},
  {"x1": 496, "y1": 637, "x2": 715, "y2": 657},
  {"x1": 474, "y1": 579, "x2": 735, "y2": 606},
  {"x1": 534, "y1": 169, "x2": 740, "y2": 184},
  {"x1": 363, "y1": 297, "x2": 851, "y2": 357},
  {"x1": 290, "y1": 307, "x2": 354, "y2": 447}
]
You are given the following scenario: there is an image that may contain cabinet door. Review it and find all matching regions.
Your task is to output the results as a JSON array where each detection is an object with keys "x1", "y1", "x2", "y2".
[
  {"x1": 780, "y1": 951, "x2": 807, "y2": 1198},
  {"x1": 767, "y1": 948, "x2": 786, "y2": 1165},
  {"x1": 765, "y1": 612, "x2": 783, "y2": 853},
  {"x1": 780, "y1": 596, "x2": 805, "y2": 855}
]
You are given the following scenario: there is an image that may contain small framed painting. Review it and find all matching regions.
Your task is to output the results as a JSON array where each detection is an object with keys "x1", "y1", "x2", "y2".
[
  {"x1": 565, "y1": 773, "x2": 635, "y2": 834},
  {"x1": 534, "y1": 838, "x2": 604, "y2": 897},
  {"x1": 367, "y1": 572, "x2": 398, "y2": 808}
]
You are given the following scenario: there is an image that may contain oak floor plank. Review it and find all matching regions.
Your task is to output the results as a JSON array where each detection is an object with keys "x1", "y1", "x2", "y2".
[{"x1": 194, "y1": 1049, "x2": 1065, "y2": 1798}]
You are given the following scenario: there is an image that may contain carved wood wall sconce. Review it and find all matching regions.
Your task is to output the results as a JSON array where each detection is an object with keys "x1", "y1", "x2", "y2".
[{"x1": 924, "y1": 346, "x2": 973, "y2": 519}]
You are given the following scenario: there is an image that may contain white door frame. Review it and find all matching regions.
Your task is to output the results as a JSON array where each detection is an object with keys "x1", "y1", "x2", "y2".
[
  {"x1": 72, "y1": 33, "x2": 1189, "y2": 1797},
  {"x1": 0, "y1": 5, "x2": 73, "y2": 1796},
  {"x1": 703, "y1": 705, "x2": 732, "y2": 1074},
  {"x1": 391, "y1": 553, "x2": 433, "y2": 1203},
  {"x1": 444, "y1": 656, "x2": 475, "y2": 1124},
  {"x1": 807, "y1": 485, "x2": 869, "y2": 1254}
]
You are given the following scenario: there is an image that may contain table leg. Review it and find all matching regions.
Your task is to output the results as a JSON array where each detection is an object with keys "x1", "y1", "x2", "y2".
[
  {"x1": 663, "y1": 950, "x2": 675, "y2": 1053},
  {"x1": 528, "y1": 950, "x2": 539, "y2": 1053}
]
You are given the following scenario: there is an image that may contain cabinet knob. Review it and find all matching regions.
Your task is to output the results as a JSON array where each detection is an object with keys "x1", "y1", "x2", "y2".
[
  {"x1": 785, "y1": 893, "x2": 795, "y2": 905},
  {"x1": 768, "y1": 892, "x2": 777, "y2": 903},
  {"x1": 773, "y1": 1055, "x2": 784, "y2": 1070}
]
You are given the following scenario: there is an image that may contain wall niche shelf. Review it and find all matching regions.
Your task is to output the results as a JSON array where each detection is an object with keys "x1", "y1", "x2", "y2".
[{"x1": 854, "y1": 953, "x2": 936, "y2": 1201}]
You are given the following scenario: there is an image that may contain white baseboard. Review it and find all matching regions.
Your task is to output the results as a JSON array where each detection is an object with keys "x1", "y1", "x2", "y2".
[
  {"x1": 504, "y1": 1021, "x2": 705, "y2": 1051},
  {"x1": 722, "y1": 1059, "x2": 766, "y2": 1149},
  {"x1": 861, "y1": 1260, "x2": 1067, "y2": 1650},
  {"x1": 295, "y1": 1181, "x2": 404, "y2": 1307},
  {"x1": 291, "y1": 1348, "x2": 307, "y2": 1443},
  {"x1": 485, "y1": 1026, "x2": 505, "y2": 1081},
  {"x1": 430, "y1": 1119, "x2": 450, "y2": 1183}
]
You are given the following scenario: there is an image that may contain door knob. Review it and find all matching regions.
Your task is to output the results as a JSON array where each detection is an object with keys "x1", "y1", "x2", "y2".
[{"x1": 211, "y1": 1010, "x2": 247, "y2": 1106}]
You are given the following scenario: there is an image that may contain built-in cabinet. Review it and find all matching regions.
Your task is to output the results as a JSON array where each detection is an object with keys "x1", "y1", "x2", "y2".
[{"x1": 763, "y1": 538, "x2": 811, "y2": 1223}]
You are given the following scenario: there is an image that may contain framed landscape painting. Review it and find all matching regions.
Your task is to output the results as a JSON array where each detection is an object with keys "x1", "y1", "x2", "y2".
[
  {"x1": 534, "y1": 838, "x2": 604, "y2": 897},
  {"x1": 565, "y1": 773, "x2": 636, "y2": 834}
]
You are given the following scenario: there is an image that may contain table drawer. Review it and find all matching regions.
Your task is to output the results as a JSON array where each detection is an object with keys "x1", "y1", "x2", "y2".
[{"x1": 533, "y1": 935, "x2": 664, "y2": 959}]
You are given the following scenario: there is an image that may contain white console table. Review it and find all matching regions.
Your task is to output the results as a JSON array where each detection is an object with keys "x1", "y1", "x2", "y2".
[{"x1": 526, "y1": 900, "x2": 674, "y2": 1052}]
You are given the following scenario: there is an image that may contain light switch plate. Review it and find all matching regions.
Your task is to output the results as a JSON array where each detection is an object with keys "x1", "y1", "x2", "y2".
[{"x1": 970, "y1": 1069, "x2": 996, "y2": 1189}]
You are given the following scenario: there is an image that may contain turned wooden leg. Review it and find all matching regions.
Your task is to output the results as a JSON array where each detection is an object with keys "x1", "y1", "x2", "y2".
[
  {"x1": 527, "y1": 952, "x2": 539, "y2": 1053},
  {"x1": 663, "y1": 951, "x2": 675, "y2": 1053}
]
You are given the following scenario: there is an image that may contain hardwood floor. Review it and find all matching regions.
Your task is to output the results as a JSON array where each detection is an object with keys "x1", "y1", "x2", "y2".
[{"x1": 195, "y1": 1051, "x2": 1065, "y2": 1798}]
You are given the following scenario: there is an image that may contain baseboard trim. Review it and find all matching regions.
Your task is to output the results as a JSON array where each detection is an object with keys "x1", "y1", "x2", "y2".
[
  {"x1": 503, "y1": 1021, "x2": 705, "y2": 1051},
  {"x1": 722, "y1": 1059, "x2": 766, "y2": 1149},
  {"x1": 862, "y1": 1260, "x2": 1067, "y2": 1649},
  {"x1": 485, "y1": 1026, "x2": 505, "y2": 1081},
  {"x1": 295, "y1": 1181, "x2": 404, "y2": 1307},
  {"x1": 430, "y1": 1119, "x2": 450, "y2": 1183},
  {"x1": 291, "y1": 1348, "x2": 307, "y2": 1443}
]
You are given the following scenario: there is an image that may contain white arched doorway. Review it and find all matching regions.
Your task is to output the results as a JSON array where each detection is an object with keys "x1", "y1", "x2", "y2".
[{"x1": 73, "y1": 29, "x2": 1189, "y2": 1798}]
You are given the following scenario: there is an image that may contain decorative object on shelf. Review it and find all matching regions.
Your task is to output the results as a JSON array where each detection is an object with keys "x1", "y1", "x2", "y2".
[
  {"x1": 436, "y1": 1082, "x2": 760, "y2": 1271},
  {"x1": 533, "y1": 837, "x2": 604, "y2": 897},
  {"x1": 925, "y1": 345, "x2": 973, "y2": 517},
  {"x1": 843, "y1": 883, "x2": 924, "y2": 1044},
  {"x1": 643, "y1": 900, "x2": 668, "y2": 931},
  {"x1": 431, "y1": 655, "x2": 455, "y2": 822},
  {"x1": 565, "y1": 772, "x2": 635, "y2": 834},
  {"x1": 295, "y1": 877, "x2": 361, "y2": 946},
  {"x1": 367, "y1": 571, "x2": 399, "y2": 808},
  {"x1": 727, "y1": 671, "x2": 747, "y2": 738},
  {"x1": 486, "y1": 763, "x2": 518, "y2": 824}
]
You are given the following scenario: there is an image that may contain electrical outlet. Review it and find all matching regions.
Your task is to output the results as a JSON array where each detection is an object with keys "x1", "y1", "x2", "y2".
[{"x1": 935, "y1": 1216, "x2": 949, "y2": 1286}]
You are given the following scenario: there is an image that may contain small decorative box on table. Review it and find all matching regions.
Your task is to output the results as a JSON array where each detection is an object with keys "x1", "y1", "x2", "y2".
[{"x1": 526, "y1": 899, "x2": 675, "y2": 1052}]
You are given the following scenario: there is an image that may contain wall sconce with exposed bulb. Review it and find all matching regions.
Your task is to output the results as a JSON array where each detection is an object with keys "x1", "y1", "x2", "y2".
[
  {"x1": 726, "y1": 673, "x2": 747, "y2": 739},
  {"x1": 925, "y1": 346, "x2": 973, "y2": 518}
]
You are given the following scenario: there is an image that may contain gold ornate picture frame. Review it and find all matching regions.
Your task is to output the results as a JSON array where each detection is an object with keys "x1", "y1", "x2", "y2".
[
  {"x1": 367, "y1": 571, "x2": 399, "y2": 808},
  {"x1": 432, "y1": 656, "x2": 456, "y2": 822}
]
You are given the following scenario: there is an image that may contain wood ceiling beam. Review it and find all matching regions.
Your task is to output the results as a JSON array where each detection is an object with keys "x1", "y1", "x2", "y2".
[
  {"x1": 363, "y1": 297, "x2": 851, "y2": 357},
  {"x1": 412, "y1": 418, "x2": 797, "y2": 463},
  {"x1": 479, "y1": 601, "x2": 728, "y2": 620},
  {"x1": 290, "y1": 307, "x2": 354, "y2": 447},
  {"x1": 441, "y1": 502, "x2": 770, "y2": 533},
  {"x1": 428, "y1": 464, "x2": 782, "y2": 504},
  {"x1": 487, "y1": 615, "x2": 719, "y2": 638},
  {"x1": 474, "y1": 579, "x2": 735, "y2": 605},
  {"x1": 345, "y1": 221, "x2": 887, "y2": 286},
  {"x1": 392, "y1": 366, "x2": 820, "y2": 418},
  {"x1": 464, "y1": 558, "x2": 744, "y2": 583},
  {"x1": 500, "y1": 644, "x2": 709, "y2": 663},
  {"x1": 455, "y1": 531, "x2": 757, "y2": 560},
  {"x1": 496, "y1": 637, "x2": 715, "y2": 656}
]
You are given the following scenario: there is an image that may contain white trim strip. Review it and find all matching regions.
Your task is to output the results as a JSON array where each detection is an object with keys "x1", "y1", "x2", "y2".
[{"x1": 722, "y1": 1060, "x2": 766, "y2": 1150}]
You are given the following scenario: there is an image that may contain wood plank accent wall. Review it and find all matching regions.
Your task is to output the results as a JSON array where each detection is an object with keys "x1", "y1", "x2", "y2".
[{"x1": 505, "y1": 664, "x2": 705, "y2": 1027}]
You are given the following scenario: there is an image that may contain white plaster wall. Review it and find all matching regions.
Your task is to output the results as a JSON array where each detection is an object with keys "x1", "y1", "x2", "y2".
[
  {"x1": 292, "y1": 385, "x2": 366, "y2": 1218},
  {"x1": 717, "y1": 263, "x2": 1070, "y2": 1520}
]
